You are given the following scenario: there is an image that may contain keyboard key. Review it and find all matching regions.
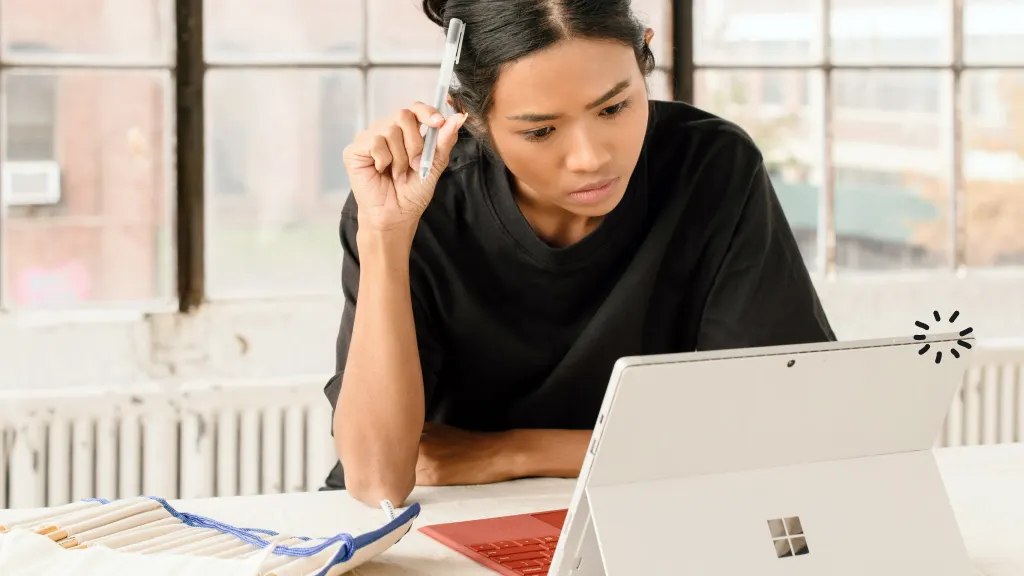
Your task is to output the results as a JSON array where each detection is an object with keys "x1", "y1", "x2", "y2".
[
  {"x1": 507, "y1": 544, "x2": 545, "y2": 555},
  {"x1": 471, "y1": 537, "x2": 555, "y2": 575},
  {"x1": 495, "y1": 550, "x2": 546, "y2": 563},
  {"x1": 481, "y1": 549, "x2": 504, "y2": 557}
]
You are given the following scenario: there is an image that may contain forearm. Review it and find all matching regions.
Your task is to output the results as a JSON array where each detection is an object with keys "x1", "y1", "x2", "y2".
[
  {"x1": 504, "y1": 429, "x2": 592, "y2": 479},
  {"x1": 335, "y1": 226, "x2": 424, "y2": 506}
]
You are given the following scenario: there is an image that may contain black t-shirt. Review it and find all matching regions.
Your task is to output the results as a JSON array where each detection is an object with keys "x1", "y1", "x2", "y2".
[{"x1": 322, "y1": 100, "x2": 836, "y2": 490}]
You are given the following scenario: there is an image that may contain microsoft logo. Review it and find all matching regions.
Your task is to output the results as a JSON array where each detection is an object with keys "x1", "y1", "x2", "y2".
[{"x1": 767, "y1": 516, "x2": 810, "y2": 558}]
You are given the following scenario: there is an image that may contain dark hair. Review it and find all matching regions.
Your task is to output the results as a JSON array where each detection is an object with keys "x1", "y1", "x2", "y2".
[{"x1": 422, "y1": 0, "x2": 655, "y2": 144}]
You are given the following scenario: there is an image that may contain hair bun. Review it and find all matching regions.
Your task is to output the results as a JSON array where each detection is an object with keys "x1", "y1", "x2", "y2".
[{"x1": 422, "y1": 0, "x2": 448, "y2": 27}]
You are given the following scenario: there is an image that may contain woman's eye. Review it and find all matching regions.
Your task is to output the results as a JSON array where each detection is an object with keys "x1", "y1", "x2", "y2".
[
  {"x1": 601, "y1": 101, "x2": 627, "y2": 116},
  {"x1": 524, "y1": 127, "x2": 554, "y2": 142}
]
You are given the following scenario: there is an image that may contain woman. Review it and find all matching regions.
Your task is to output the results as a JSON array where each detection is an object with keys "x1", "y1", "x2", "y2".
[{"x1": 326, "y1": 0, "x2": 836, "y2": 507}]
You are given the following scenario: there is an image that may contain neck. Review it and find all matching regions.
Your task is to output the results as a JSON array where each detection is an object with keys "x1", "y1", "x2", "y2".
[{"x1": 513, "y1": 188, "x2": 604, "y2": 248}]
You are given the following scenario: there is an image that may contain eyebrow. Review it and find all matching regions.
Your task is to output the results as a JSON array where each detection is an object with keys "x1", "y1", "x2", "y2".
[{"x1": 506, "y1": 78, "x2": 632, "y2": 122}]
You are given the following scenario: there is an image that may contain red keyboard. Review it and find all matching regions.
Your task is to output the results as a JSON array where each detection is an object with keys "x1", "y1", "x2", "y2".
[{"x1": 468, "y1": 535, "x2": 560, "y2": 575}]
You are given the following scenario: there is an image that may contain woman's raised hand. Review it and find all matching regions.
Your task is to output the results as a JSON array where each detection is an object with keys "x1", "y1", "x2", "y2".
[{"x1": 343, "y1": 102, "x2": 468, "y2": 232}]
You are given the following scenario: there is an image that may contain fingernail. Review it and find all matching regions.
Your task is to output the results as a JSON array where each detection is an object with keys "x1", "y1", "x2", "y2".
[
  {"x1": 430, "y1": 113, "x2": 444, "y2": 125},
  {"x1": 457, "y1": 113, "x2": 469, "y2": 125}
]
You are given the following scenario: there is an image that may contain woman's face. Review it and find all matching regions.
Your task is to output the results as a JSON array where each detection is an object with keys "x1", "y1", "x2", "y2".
[{"x1": 486, "y1": 36, "x2": 651, "y2": 218}]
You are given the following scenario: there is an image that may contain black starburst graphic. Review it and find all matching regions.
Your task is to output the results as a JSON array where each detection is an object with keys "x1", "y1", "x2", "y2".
[{"x1": 913, "y1": 310, "x2": 973, "y2": 364}]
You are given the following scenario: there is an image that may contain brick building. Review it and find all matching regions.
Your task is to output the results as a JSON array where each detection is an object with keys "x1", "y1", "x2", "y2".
[{"x1": 3, "y1": 0, "x2": 170, "y2": 306}]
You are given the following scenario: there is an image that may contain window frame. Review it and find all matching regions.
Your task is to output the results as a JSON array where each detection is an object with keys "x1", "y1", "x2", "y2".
[{"x1": 686, "y1": 0, "x2": 1024, "y2": 279}]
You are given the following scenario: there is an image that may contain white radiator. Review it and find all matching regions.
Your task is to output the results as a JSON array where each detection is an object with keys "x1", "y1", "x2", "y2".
[
  {"x1": 939, "y1": 339, "x2": 1024, "y2": 448},
  {"x1": 0, "y1": 375, "x2": 337, "y2": 509},
  {"x1": 1, "y1": 341, "x2": 1022, "y2": 510}
]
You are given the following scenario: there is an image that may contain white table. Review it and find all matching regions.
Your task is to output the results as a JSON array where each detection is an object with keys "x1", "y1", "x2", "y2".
[
  {"x1": 5, "y1": 444, "x2": 1024, "y2": 575},
  {"x1": 149, "y1": 444, "x2": 1024, "y2": 574}
]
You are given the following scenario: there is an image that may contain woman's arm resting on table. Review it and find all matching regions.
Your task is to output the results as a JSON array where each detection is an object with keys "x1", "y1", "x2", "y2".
[
  {"x1": 415, "y1": 424, "x2": 591, "y2": 486},
  {"x1": 335, "y1": 227, "x2": 425, "y2": 508},
  {"x1": 506, "y1": 428, "x2": 592, "y2": 479}
]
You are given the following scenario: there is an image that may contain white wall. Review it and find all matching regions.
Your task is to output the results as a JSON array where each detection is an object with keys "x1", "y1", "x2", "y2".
[{"x1": 0, "y1": 274, "x2": 1021, "y2": 391}]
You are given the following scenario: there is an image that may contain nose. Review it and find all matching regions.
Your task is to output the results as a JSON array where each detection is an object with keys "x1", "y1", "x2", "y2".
[{"x1": 564, "y1": 125, "x2": 610, "y2": 174}]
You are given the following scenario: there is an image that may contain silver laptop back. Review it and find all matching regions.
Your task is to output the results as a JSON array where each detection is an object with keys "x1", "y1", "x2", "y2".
[{"x1": 551, "y1": 334, "x2": 972, "y2": 576}]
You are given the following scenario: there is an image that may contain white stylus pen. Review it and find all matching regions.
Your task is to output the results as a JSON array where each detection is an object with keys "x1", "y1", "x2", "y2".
[{"x1": 419, "y1": 17, "x2": 466, "y2": 184}]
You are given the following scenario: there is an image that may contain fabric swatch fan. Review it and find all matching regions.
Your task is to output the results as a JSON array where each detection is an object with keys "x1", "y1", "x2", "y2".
[{"x1": 0, "y1": 496, "x2": 419, "y2": 575}]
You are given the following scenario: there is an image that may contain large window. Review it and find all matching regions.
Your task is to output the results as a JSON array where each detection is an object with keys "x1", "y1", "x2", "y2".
[
  {"x1": 0, "y1": 0, "x2": 174, "y2": 309},
  {"x1": 692, "y1": 0, "x2": 1024, "y2": 273},
  {"x1": 0, "y1": 0, "x2": 672, "y2": 310},
  {"x1": 3, "y1": 0, "x2": 1021, "y2": 313}
]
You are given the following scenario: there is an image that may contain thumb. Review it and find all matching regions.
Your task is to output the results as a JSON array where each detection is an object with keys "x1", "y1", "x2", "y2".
[{"x1": 428, "y1": 113, "x2": 469, "y2": 178}]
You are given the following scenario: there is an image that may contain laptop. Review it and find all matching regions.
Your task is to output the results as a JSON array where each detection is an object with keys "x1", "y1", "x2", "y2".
[{"x1": 419, "y1": 333, "x2": 975, "y2": 575}]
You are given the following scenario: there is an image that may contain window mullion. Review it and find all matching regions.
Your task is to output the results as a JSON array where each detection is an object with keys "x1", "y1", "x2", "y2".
[
  {"x1": 176, "y1": 0, "x2": 206, "y2": 312},
  {"x1": 821, "y1": 0, "x2": 836, "y2": 276},
  {"x1": 951, "y1": 0, "x2": 965, "y2": 270},
  {"x1": 673, "y1": 0, "x2": 694, "y2": 103}
]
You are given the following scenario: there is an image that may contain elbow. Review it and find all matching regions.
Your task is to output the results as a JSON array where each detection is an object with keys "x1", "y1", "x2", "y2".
[
  {"x1": 337, "y1": 438, "x2": 417, "y2": 509},
  {"x1": 344, "y1": 470, "x2": 416, "y2": 509},
  {"x1": 333, "y1": 406, "x2": 420, "y2": 508}
]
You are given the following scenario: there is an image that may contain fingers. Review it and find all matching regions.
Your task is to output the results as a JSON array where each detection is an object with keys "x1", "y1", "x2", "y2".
[
  {"x1": 407, "y1": 101, "x2": 446, "y2": 127},
  {"x1": 344, "y1": 102, "x2": 453, "y2": 179},
  {"x1": 367, "y1": 135, "x2": 393, "y2": 173},
  {"x1": 383, "y1": 124, "x2": 410, "y2": 180},
  {"x1": 394, "y1": 109, "x2": 426, "y2": 164},
  {"x1": 427, "y1": 112, "x2": 469, "y2": 174}
]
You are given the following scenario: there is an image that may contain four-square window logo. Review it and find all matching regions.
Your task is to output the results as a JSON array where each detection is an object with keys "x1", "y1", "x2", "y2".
[{"x1": 767, "y1": 516, "x2": 810, "y2": 558}]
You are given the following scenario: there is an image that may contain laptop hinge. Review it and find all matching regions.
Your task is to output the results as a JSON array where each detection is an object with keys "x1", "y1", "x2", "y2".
[{"x1": 568, "y1": 517, "x2": 605, "y2": 576}]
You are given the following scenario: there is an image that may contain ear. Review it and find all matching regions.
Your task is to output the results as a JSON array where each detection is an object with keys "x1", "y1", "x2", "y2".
[{"x1": 644, "y1": 27, "x2": 654, "y2": 48}]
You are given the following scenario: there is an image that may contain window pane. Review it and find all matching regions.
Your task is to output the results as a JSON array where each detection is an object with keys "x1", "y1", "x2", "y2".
[
  {"x1": 649, "y1": 69, "x2": 673, "y2": 101},
  {"x1": 368, "y1": 68, "x2": 439, "y2": 125},
  {"x1": 694, "y1": 70, "x2": 824, "y2": 271},
  {"x1": 367, "y1": 0, "x2": 443, "y2": 63},
  {"x1": 832, "y1": 70, "x2": 951, "y2": 271},
  {"x1": 1, "y1": 70, "x2": 173, "y2": 308},
  {"x1": 1, "y1": 0, "x2": 173, "y2": 63},
  {"x1": 964, "y1": 0, "x2": 1024, "y2": 65},
  {"x1": 831, "y1": 0, "x2": 951, "y2": 64},
  {"x1": 205, "y1": 70, "x2": 363, "y2": 298},
  {"x1": 630, "y1": 0, "x2": 673, "y2": 66},
  {"x1": 694, "y1": 0, "x2": 822, "y2": 65},
  {"x1": 205, "y1": 0, "x2": 362, "y2": 63},
  {"x1": 963, "y1": 70, "x2": 1024, "y2": 267}
]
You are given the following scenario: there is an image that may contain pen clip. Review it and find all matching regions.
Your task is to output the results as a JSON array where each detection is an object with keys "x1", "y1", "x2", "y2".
[{"x1": 454, "y1": 21, "x2": 466, "y2": 64}]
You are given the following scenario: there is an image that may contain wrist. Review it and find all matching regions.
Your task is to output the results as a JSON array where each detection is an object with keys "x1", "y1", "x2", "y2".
[
  {"x1": 356, "y1": 223, "x2": 417, "y2": 262},
  {"x1": 356, "y1": 209, "x2": 418, "y2": 241},
  {"x1": 497, "y1": 429, "x2": 532, "y2": 479},
  {"x1": 498, "y1": 429, "x2": 590, "y2": 480}
]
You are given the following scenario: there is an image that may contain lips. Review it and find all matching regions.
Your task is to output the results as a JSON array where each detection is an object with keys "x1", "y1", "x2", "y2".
[
  {"x1": 566, "y1": 177, "x2": 620, "y2": 206},
  {"x1": 570, "y1": 178, "x2": 617, "y2": 195}
]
